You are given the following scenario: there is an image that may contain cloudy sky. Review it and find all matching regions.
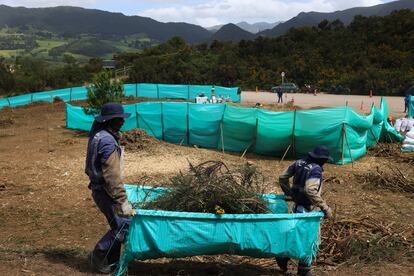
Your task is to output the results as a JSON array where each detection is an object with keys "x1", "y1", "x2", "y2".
[{"x1": 0, "y1": 0, "x2": 396, "y2": 27}]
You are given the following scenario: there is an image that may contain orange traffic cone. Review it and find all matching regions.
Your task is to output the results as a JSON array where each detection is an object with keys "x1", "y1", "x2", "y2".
[{"x1": 369, "y1": 89, "x2": 373, "y2": 98}]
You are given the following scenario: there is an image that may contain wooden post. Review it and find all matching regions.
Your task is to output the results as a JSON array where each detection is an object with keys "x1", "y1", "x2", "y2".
[
  {"x1": 240, "y1": 117, "x2": 258, "y2": 159},
  {"x1": 253, "y1": 117, "x2": 258, "y2": 150},
  {"x1": 220, "y1": 122, "x2": 225, "y2": 153},
  {"x1": 291, "y1": 109, "x2": 297, "y2": 158},
  {"x1": 186, "y1": 103, "x2": 190, "y2": 145},
  {"x1": 138, "y1": 113, "x2": 157, "y2": 137},
  {"x1": 160, "y1": 103, "x2": 165, "y2": 141},
  {"x1": 341, "y1": 101, "x2": 349, "y2": 164},
  {"x1": 280, "y1": 144, "x2": 291, "y2": 163},
  {"x1": 219, "y1": 105, "x2": 227, "y2": 153},
  {"x1": 343, "y1": 124, "x2": 354, "y2": 167},
  {"x1": 135, "y1": 105, "x2": 139, "y2": 129},
  {"x1": 341, "y1": 123, "x2": 346, "y2": 164},
  {"x1": 369, "y1": 128, "x2": 378, "y2": 144}
]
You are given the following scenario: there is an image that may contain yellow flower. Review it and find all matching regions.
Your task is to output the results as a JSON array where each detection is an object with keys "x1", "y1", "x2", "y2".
[{"x1": 214, "y1": 205, "x2": 225, "y2": 215}]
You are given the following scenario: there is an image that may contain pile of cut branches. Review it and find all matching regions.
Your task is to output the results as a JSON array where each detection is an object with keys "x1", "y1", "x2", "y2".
[
  {"x1": 319, "y1": 216, "x2": 414, "y2": 265},
  {"x1": 367, "y1": 143, "x2": 400, "y2": 157},
  {"x1": 356, "y1": 166, "x2": 414, "y2": 195},
  {"x1": 142, "y1": 161, "x2": 271, "y2": 214},
  {"x1": 368, "y1": 143, "x2": 414, "y2": 164}
]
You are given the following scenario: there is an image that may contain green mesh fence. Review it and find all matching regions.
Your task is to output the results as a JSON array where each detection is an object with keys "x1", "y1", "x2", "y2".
[
  {"x1": 0, "y1": 84, "x2": 240, "y2": 109},
  {"x1": 66, "y1": 98, "x2": 402, "y2": 164},
  {"x1": 116, "y1": 185, "x2": 322, "y2": 276},
  {"x1": 409, "y1": 96, "x2": 414, "y2": 118}
]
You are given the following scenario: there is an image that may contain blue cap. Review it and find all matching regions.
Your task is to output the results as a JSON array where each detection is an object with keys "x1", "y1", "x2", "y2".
[
  {"x1": 95, "y1": 102, "x2": 131, "y2": 123},
  {"x1": 308, "y1": 146, "x2": 333, "y2": 162}
]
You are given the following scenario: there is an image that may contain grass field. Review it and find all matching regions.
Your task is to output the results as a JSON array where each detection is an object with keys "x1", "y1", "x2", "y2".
[{"x1": 0, "y1": 28, "x2": 147, "y2": 61}]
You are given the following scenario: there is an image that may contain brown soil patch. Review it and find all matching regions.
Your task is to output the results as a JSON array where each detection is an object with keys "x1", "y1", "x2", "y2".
[
  {"x1": 120, "y1": 129, "x2": 160, "y2": 152},
  {"x1": 0, "y1": 102, "x2": 413, "y2": 275}
]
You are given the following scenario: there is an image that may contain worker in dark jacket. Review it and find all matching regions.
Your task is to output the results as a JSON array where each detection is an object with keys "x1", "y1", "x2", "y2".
[
  {"x1": 276, "y1": 145, "x2": 333, "y2": 276},
  {"x1": 85, "y1": 102, "x2": 135, "y2": 274}
]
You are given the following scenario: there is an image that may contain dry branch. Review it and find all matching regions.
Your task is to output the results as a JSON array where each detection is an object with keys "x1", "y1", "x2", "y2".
[{"x1": 140, "y1": 161, "x2": 271, "y2": 214}]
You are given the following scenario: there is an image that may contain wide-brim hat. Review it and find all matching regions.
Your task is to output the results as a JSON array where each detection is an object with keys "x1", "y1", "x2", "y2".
[
  {"x1": 95, "y1": 102, "x2": 131, "y2": 123},
  {"x1": 308, "y1": 146, "x2": 333, "y2": 162}
]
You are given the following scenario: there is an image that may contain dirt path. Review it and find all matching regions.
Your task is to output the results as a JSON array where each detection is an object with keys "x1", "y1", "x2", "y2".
[
  {"x1": 242, "y1": 91, "x2": 406, "y2": 118},
  {"x1": 0, "y1": 102, "x2": 413, "y2": 275}
]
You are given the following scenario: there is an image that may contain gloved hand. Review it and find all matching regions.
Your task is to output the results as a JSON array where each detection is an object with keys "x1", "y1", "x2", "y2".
[
  {"x1": 323, "y1": 207, "x2": 333, "y2": 219},
  {"x1": 116, "y1": 201, "x2": 136, "y2": 217}
]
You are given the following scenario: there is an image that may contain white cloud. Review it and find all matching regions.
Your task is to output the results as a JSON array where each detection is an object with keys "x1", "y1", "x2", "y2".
[
  {"x1": 0, "y1": 0, "x2": 96, "y2": 8},
  {"x1": 138, "y1": 0, "x2": 391, "y2": 27}
]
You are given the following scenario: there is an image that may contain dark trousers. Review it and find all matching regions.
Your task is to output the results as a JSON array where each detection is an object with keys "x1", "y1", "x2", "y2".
[
  {"x1": 276, "y1": 204, "x2": 312, "y2": 274},
  {"x1": 278, "y1": 93, "x2": 283, "y2": 103},
  {"x1": 92, "y1": 188, "x2": 131, "y2": 264}
]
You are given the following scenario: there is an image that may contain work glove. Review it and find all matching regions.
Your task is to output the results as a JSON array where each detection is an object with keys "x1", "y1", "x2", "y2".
[
  {"x1": 323, "y1": 207, "x2": 333, "y2": 219},
  {"x1": 116, "y1": 201, "x2": 136, "y2": 217}
]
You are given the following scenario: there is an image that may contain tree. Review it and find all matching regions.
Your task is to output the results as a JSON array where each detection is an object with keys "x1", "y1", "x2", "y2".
[
  {"x1": 85, "y1": 71, "x2": 124, "y2": 115},
  {"x1": 0, "y1": 62, "x2": 15, "y2": 95}
]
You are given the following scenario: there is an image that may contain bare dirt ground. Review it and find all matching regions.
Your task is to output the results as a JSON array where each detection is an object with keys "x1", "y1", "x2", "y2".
[
  {"x1": 242, "y1": 91, "x2": 407, "y2": 118},
  {"x1": 0, "y1": 96, "x2": 413, "y2": 276}
]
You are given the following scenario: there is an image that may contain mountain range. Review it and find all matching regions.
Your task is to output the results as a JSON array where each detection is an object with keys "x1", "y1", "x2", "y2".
[
  {"x1": 1, "y1": 0, "x2": 414, "y2": 59},
  {"x1": 259, "y1": 0, "x2": 414, "y2": 37},
  {"x1": 1, "y1": 0, "x2": 414, "y2": 44},
  {"x1": 207, "y1": 21, "x2": 281, "y2": 34}
]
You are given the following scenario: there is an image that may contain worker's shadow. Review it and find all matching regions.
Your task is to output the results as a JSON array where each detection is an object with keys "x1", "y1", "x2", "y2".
[
  {"x1": 42, "y1": 248, "x2": 286, "y2": 275},
  {"x1": 126, "y1": 259, "x2": 285, "y2": 276},
  {"x1": 41, "y1": 247, "x2": 94, "y2": 274}
]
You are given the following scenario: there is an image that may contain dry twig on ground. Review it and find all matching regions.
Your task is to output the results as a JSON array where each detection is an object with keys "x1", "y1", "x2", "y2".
[
  {"x1": 368, "y1": 143, "x2": 414, "y2": 164},
  {"x1": 141, "y1": 161, "x2": 271, "y2": 214},
  {"x1": 319, "y1": 216, "x2": 414, "y2": 265},
  {"x1": 356, "y1": 165, "x2": 414, "y2": 195}
]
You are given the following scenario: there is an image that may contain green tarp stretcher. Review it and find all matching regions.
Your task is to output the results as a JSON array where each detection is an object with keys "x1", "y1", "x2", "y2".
[
  {"x1": 66, "y1": 98, "x2": 402, "y2": 164},
  {"x1": 117, "y1": 185, "x2": 323, "y2": 276},
  {"x1": 0, "y1": 84, "x2": 241, "y2": 109}
]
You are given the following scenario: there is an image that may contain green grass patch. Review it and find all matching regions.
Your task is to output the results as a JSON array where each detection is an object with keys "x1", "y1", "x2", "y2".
[{"x1": 0, "y1": 49, "x2": 25, "y2": 57}]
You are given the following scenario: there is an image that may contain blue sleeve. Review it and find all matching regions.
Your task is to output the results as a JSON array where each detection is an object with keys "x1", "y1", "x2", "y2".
[
  {"x1": 98, "y1": 136, "x2": 116, "y2": 164},
  {"x1": 286, "y1": 162, "x2": 297, "y2": 175},
  {"x1": 308, "y1": 166, "x2": 322, "y2": 180}
]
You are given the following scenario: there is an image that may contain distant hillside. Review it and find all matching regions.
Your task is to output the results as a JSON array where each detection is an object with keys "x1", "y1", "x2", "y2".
[
  {"x1": 0, "y1": 5, "x2": 211, "y2": 43},
  {"x1": 48, "y1": 38, "x2": 118, "y2": 57},
  {"x1": 211, "y1": 24, "x2": 256, "y2": 42},
  {"x1": 207, "y1": 21, "x2": 280, "y2": 33},
  {"x1": 259, "y1": 0, "x2": 414, "y2": 37}
]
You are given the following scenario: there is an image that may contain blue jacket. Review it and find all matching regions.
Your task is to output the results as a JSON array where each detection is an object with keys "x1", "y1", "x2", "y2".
[{"x1": 85, "y1": 125, "x2": 122, "y2": 189}]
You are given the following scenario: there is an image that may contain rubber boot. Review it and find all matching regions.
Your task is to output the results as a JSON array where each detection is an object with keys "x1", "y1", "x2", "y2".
[
  {"x1": 276, "y1": 257, "x2": 289, "y2": 273},
  {"x1": 88, "y1": 250, "x2": 117, "y2": 274},
  {"x1": 297, "y1": 266, "x2": 313, "y2": 276}
]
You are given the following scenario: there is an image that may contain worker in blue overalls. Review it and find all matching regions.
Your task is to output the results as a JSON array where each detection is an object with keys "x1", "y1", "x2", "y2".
[
  {"x1": 85, "y1": 102, "x2": 136, "y2": 273},
  {"x1": 277, "y1": 146, "x2": 333, "y2": 276}
]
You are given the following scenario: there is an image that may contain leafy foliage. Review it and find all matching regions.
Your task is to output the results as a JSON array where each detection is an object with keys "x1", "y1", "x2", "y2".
[
  {"x1": 85, "y1": 71, "x2": 124, "y2": 115},
  {"x1": 117, "y1": 10, "x2": 414, "y2": 95}
]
